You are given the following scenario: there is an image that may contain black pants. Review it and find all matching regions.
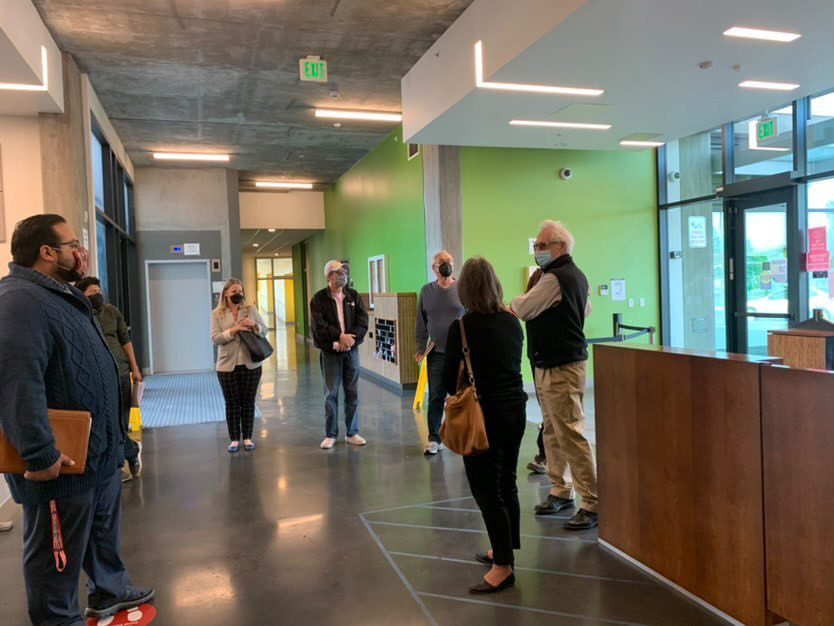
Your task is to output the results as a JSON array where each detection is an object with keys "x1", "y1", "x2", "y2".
[
  {"x1": 536, "y1": 423, "x2": 546, "y2": 460},
  {"x1": 463, "y1": 402, "x2": 526, "y2": 566},
  {"x1": 23, "y1": 471, "x2": 129, "y2": 625},
  {"x1": 217, "y1": 365, "x2": 262, "y2": 441},
  {"x1": 119, "y1": 375, "x2": 140, "y2": 463},
  {"x1": 426, "y1": 351, "x2": 447, "y2": 443}
]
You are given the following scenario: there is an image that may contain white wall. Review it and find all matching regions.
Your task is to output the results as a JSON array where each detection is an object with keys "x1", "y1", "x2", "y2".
[
  {"x1": 135, "y1": 168, "x2": 234, "y2": 276},
  {"x1": 0, "y1": 115, "x2": 44, "y2": 272},
  {"x1": 239, "y1": 191, "x2": 325, "y2": 229}
]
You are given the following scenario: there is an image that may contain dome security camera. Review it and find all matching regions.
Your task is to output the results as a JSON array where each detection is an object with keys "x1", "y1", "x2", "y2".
[{"x1": 559, "y1": 167, "x2": 573, "y2": 180}]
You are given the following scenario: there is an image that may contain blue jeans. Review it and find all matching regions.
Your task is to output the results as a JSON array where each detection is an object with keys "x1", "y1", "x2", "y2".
[
  {"x1": 321, "y1": 349, "x2": 360, "y2": 438},
  {"x1": 426, "y1": 351, "x2": 448, "y2": 443},
  {"x1": 23, "y1": 470, "x2": 130, "y2": 625}
]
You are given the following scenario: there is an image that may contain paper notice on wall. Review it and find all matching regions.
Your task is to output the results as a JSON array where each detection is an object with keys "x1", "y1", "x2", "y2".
[
  {"x1": 688, "y1": 216, "x2": 707, "y2": 248},
  {"x1": 809, "y1": 226, "x2": 828, "y2": 253},
  {"x1": 611, "y1": 279, "x2": 626, "y2": 302},
  {"x1": 183, "y1": 243, "x2": 200, "y2": 256}
]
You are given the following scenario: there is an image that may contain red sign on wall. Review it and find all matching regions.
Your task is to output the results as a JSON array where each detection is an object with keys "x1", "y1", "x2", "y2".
[
  {"x1": 809, "y1": 226, "x2": 828, "y2": 253},
  {"x1": 807, "y1": 251, "x2": 831, "y2": 272}
]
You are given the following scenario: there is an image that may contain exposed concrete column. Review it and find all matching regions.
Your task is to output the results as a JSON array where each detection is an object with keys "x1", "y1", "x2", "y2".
[
  {"x1": 39, "y1": 53, "x2": 88, "y2": 235},
  {"x1": 422, "y1": 145, "x2": 462, "y2": 279},
  {"x1": 226, "y1": 170, "x2": 242, "y2": 280}
]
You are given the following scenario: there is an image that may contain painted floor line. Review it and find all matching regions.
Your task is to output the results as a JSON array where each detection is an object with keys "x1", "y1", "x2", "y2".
[
  {"x1": 360, "y1": 495, "x2": 474, "y2": 516},
  {"x1": 359, "y1": 513, "x2": 438, "y2": 626},
  {"x1": 367, "y1": 519, "x2": 598, "y2": 544},
  {"x1": 418, "y1": 591, "x2": 648, "y2": 626},
  {"x1": 387, "y1": 551, "x2": 650, "y2": 585}
]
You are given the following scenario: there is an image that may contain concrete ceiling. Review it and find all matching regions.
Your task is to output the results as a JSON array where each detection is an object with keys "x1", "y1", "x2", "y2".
[
  {"x1": 241, "y1": 228, "x2": 317, "y2": 257},
  {"x1": 32, "y1": 0, "x2": 473, "y2": 183},
  {"x1": 404, "y1": 0, "x2": 834, "y2": 151}
]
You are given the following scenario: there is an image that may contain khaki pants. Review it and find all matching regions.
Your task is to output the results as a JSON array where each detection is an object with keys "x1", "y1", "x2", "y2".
[{"x1": 535, "y1": 361, "x2": 598, "y2": 513}]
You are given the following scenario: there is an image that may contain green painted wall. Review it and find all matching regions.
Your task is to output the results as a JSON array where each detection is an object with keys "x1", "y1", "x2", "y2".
[
  {"x1": 460, "y1": 146, "x2": 659, "y2": 379},
  {"x1": 304, "y1": 128, "x2": 426, "y2": 296}
]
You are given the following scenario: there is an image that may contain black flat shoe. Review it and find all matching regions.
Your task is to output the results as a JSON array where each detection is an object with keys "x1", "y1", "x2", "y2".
[
  {"x1": 474, "y1": 552, "x2": 493, "y2": 565},
  {"x1": 469, "y1": 573, "x2": 515, "y2": 594}
]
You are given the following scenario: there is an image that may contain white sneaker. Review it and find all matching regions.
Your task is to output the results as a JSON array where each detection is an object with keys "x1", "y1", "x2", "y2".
[
  {"x1": 320, "y1": 437, "x2": 336, "y2": 449},
  {"x1": 424, "y1": 441, "x2": 440, "y2": 455},
  {"x1": 345, "y1": 434, "x2": 367, "y2": 446}
]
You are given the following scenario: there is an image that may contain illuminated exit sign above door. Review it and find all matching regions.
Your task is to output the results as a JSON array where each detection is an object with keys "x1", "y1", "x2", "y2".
[
  {"x1": 757, "y1": 117, "x2": 778, "y2": 142},
  {"x1": 299, "y1": 56, "x2": 328, "y2": 82}
]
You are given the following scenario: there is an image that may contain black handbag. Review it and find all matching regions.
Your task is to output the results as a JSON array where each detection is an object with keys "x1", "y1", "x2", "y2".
[{"x1": 239, "y1": 330, "x2": 274, "y2": 362}]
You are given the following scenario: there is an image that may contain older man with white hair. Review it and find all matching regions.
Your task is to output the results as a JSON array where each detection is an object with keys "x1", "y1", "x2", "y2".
[
  {"x1": 310, "y1": 260, "x2": 369, "y2": 450},
  {"x1": 511, "y1": 220, "x2": 599, "y2": 530}
]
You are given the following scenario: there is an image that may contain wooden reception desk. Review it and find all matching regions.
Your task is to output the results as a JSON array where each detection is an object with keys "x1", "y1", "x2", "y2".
[{"x1": 596, "y1": 343, "x2": 834, "y2": 625}]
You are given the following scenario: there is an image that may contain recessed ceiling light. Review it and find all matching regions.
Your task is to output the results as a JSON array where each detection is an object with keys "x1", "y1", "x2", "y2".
[
  {"x1": 475, "y1": 41, "x2": 603, "y2": 97},
  {"x1": 739, "y1": 80, "x2": 800, "y2": 91},
  {"x1": 315, "y1": 109, "x2": 402, "y2": 122},
  {"x1": 253, "y1": 243, "x2": 260, "y2": 247},
  {"x1": 153, "y1": 153, "x2": 230, "y2": 162},
  {"x1": 255, "y1": 181, "x2": 314, "y2": 190},
  {"x1": 620, "y1": 140, "x2": 665, "y2": 148},
  {"x1": 723, "y1": 27, "x2": 801, "y2": 43},
  {"x1": 268, "y1": 228, "x2": 276, "y2": 232},
  {"x1": 0, "y1": 46, "x2": 49, "y2": 92},
  {"x1": 510, "y1": 120, "x2": 611, "y2": 130}
]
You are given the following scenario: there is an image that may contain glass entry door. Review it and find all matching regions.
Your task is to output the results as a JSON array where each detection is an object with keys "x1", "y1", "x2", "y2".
[{"x1": 731, "y1": 190, "x2": 796, "y2": 355}]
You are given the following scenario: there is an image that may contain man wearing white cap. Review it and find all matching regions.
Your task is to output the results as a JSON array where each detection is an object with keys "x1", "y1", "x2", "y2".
[{"x1": 309, "y1": 260, "x2": 369, "y2": 449}]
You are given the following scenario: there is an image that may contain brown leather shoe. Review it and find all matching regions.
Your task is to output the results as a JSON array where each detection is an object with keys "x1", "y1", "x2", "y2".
[{"x1": 564, "y1": 508, "x2": 598, "y2": 530}]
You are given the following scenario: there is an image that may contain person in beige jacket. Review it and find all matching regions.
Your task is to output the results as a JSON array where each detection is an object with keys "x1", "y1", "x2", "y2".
[{"x1": 211, "y1": 278, "x2": 267, "y2": 453}]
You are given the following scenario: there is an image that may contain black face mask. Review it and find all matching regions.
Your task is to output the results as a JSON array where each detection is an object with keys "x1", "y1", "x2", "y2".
[
  {"x1": 230, "y1": 293, "x2": 244, "y2": 305},
  {"x1": 438, "y1": 262, "x2": 453, "y2": 278},
  {"x1": 87, "y1": 294, "x2": 104, "y2": 310}
]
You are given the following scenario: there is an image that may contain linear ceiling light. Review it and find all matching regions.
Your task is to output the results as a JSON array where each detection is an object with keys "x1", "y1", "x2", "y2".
[
  {"x1": 474, "y1": 41, "x2": 603, "y2": 97},
  {"x1": 153, "y1": 152, "x2": 230, "y2": 162},
  {"x1": 255, "y1": 181, "x2": 314, "y2": 190},
  {"x1": 620, "y1": 140, "x2": 665, "y2": 148},
  {"x1": 0, "y1": 46, "x2": 49, "y2": 92},
  {"x1": 723, "y1": 27, "x2": 801, "y2": 43},
  {"x1": 739, "y1": 80, "x2": 800, "y2": 91},
  {"x1": 314, "y1": 109, "x2": 402, "y2": 122},
  {"x1": 510, "y1": 120, "x2": 611, "y2": 130}
]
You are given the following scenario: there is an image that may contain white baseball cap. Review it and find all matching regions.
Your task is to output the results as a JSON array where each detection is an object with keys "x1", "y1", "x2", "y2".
[{"x1": 323, "y1": 260, "x2": 345, "y2": 278}]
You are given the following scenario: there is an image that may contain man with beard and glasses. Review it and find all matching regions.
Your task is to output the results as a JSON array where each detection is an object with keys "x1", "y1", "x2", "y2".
[{"x1": 0, "y1": 214, "x2": 153, "y2": 624}]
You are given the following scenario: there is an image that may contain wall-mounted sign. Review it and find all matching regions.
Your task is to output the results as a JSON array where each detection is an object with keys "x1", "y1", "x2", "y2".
[
  {"x1": 170, "y1": 245, "x2": 183, "y2": 255},
  {"x1": 688, "y1": 216, "x2": 707, "y2": 248},
  {"x1": 299, "y1": 56, "x2": 328, "y2": 82},
  {"x1": 183, "y1": 243, "x2": 200, "y2": 256},
  {"x1": 611, "y1": 279, "x2": 626, "y2": 302},
  {"x1": 211, "y1": 259, "x2": 221, "y2": 272},
  {"x1": 809, "y1": 226, "x2": 828, "y2": 253},
  {"x1": 807, "y1": 251, "x2": 831, "y2": 272}
]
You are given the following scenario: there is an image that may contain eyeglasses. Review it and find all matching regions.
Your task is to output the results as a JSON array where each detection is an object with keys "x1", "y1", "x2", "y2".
[
  {"x1": 51, "y1": 240, "x2": 81, "y2": 251},
  {"x1": 532, "y1": 241, "x2": 562, "y2": 251}
]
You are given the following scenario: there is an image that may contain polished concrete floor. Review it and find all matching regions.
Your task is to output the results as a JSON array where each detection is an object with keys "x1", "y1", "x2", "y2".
[{"x1": 0, "y1": 329, "x2": 727, "y2": 625}]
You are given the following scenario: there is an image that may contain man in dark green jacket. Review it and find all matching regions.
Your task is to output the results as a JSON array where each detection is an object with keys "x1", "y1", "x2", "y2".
[{"x1": 76, "y1": 276, "x2": 143, "y2": 481}]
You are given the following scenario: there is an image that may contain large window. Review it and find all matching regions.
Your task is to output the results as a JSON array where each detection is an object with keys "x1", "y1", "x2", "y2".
[
  {"x1": 807, "y1": 178, "x2": 834, "y2": 319},
  {"x1": 733, "y1": 105, "x2": 794, "y2": 181},
  {"x1": 808, "y1": 91, "x2": 834, "y2": 176}
]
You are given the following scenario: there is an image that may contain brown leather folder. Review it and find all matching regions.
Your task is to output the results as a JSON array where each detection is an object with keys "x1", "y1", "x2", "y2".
[{"x1": 0, "y1": 409, "x2": 92, "y2": 475}]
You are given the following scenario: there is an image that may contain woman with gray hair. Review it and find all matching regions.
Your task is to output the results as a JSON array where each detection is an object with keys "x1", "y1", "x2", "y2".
[{"x1": 442, "y1": 257, "x2": 527, "y2": 594}]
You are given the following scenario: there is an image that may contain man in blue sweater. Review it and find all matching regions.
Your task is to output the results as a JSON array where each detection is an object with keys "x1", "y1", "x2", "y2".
[{"x1": 0, "y1": 215, "x2": 153, "y2": 624}]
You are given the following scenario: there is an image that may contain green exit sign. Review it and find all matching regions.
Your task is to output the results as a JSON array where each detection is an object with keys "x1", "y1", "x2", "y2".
[
  {"x1": 757, "y1": 117, "x2": 778, "y2": 142},
  {"x1": 299, "y1": 56, "x2": 328, "y2": 82}
]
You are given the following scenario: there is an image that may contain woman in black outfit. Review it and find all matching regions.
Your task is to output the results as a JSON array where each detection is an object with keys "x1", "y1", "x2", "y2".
[{"x1": 443, "y1": 257, "x2": 527, "y2": 594}]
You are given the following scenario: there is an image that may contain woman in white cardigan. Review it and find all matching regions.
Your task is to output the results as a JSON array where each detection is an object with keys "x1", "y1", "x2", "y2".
[{"x1": 211, "y1": 278, "x2": 267, "y2": 452}]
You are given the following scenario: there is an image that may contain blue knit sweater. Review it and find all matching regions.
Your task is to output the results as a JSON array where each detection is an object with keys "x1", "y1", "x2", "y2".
[{"x1": 0, "y1": 264, "x2": 123, "y2": 505}]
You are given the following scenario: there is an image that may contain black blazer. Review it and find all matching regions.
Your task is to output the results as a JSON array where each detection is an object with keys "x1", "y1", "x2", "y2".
[{"x1": 309, "y1": 287, "x2": 369, "y2": 354}]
